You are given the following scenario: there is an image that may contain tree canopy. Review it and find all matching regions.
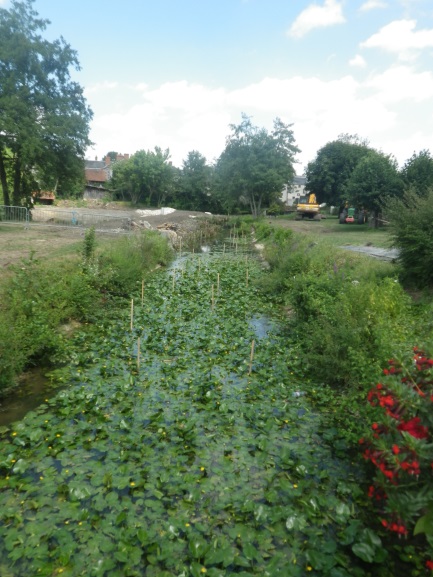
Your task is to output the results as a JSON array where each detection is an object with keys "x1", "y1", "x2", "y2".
[
  {"x1": 400, "y1": 149, "x2": 433, "y2": 198},
  {"x1": 305, "y1": 135, "x2": 371, "y2": 207},
  {"x1": 216, "y1": 115, "x2": 300, "y2": 216},
  {"x1": 346, "y1": 150, "x2": 403, "y2": 224},
  {"x1": 110, "y1": 148, "x2": 174, "y2": 206},
  {"x1": 0, "y1": 0, "x2": 92, "y2": 206},
  {"x1": 177, "y1": 150, "x2": 217, "y2": 212}
]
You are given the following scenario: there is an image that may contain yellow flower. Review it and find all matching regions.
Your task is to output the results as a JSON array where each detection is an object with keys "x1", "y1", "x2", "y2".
[
  {"x1": 200, "y1": 467, "x2": 205, "y2": 471},
  {"x1": 293, "y1": 484, "x2": 298, "y2": 488},
  {"x1": 12, "y1": 432, "x2": 17, "y2": 436},
  {"x1": 130, "y1": 482, "x2": 136, "y2": 487},
  {"x1": 307, "y1": 566, "x2": 313, "y2": 571},
  {"x1": 200, "y1": 569, "x2": 207, "y2": 574},
  {"x1": 39, "y1": 476, "x2": 44, "y2": 480},
  {"x1": 56, "y1": 434, "x2": 61, "y2": 438},
  {"x1": 185, "y1": 523, "x2": 190, "y2": 527}
]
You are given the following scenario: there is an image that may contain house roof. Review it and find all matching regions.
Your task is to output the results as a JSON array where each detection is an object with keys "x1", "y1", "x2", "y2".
[
  {"x1": 85, "y1": 160, "x2": 105, "y2": 169},
  {"x1": 85, "y1": 168, "x2": 107, "y2": 182}
]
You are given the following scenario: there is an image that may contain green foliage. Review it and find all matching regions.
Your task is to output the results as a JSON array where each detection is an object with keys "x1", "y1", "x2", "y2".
[
  {"x1": 110, "y1": 148, "x2": 174, "y2": 206},
  {"x1": 400, "y1": 149, "x2": 433, "y2": 197},
  {"x1": 386, "y1": 188, "x2": 433, "y2": 288},
  {"x1": 305, "y1": 135, "x2": 371, "y2": 207},
  {"x1": 346, "y1": 151, "x2": 404, "y2": 222},
  {"x1": 0, "y1": 0, "x2": 92, "y2": 206},
  {"x1": 176, "y1": 150, "x2": 221, "y2": 212},
  {"x1": 258, "y1": 232, "x2": 415, "y2": 391},
  {"x1": 216, "y1": 114, "x2": 300, "y2": 216},
  {"x1": 0, "y1": 253, "x2": 400, "y2": 576},
  {"x1": 0, "y1": 230, "x2": 174, "y2": 393}
]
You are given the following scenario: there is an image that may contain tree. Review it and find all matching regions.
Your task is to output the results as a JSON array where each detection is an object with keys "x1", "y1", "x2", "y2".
[
  {"x1": 0, "y1": 0, "x2": 92, "y2": 206},
  {"x1": 346, "y1": 150, "x2": 404, "y2": 226},
  {"x1": 216, "y1": 115, "x2": 300, "y2": 217},
  {"x1": 110, "y1": 148, "x2": 174, "y2": 206},
  {"x1": 386, "y1": 188, "x2": 433, "y2": 287},
  {"x1": 177, "y1": 151, "x2": 218, "y2": 211},
  {"x1": 400, "y1": 149, "x2": 433, "y2": 197},
  {"x1": 305, "y1": 136, "x2": 371, "y2": 207}
]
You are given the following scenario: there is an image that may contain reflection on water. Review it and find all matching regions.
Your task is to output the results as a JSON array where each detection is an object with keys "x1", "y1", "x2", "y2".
[{"x1": 0, "y1": 368, "x2": 63, "y2": 427}]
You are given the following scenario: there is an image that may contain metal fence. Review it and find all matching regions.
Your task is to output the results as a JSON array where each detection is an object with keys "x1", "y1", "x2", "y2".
[
  {"x1": 0, "y1": 205, "x2": 29, "y2": 227},
  {"x1": 0, "y1": 205, "x2": 132, "y2": 233}
]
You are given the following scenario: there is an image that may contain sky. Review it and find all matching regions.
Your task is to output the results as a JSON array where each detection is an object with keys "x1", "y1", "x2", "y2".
[{"x1": 2, "y1": 0, "x2": 433, "y2": 173}]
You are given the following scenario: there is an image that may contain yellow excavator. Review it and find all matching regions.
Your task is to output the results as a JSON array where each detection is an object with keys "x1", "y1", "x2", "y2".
[{"x1": 296, "y1": 193, "x2": 322, "y2": 220}]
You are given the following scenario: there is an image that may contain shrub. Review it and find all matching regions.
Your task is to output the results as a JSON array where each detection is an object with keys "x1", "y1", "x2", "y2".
[
  {"x1": 360, "y1": 346, "x2": 433, "y2": 567},
  {"x1": 386, "y1": 188, "x2": 433, "y2": 288}
]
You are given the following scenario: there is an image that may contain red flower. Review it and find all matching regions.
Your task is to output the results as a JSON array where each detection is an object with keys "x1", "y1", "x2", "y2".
[
  {"x1": 392, "y1": 445, "x2": 400, "y2": 455},
  {"x1": 426, "y1": 560, "x2": 433, "y2": 570},
  {"x1": 397, "y1": 417, "x2": 429, "y2": 439}
]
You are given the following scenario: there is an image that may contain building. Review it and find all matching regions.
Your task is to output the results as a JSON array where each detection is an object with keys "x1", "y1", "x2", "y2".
[
  {"x1": 281, "y1": 175, "x2": 307, "y2": 207},
  {"x1": 84, "y1": 153, "x2": 129, "y2": 199}
]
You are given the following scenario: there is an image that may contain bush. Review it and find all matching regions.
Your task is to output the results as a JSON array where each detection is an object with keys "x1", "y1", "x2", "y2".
[
  {"x1": 360, "y1": 346, "x2": 433, "y2": 567},
  {"x1": 386, "y1": 188, "x2": 433, "y2": 288},
  {"x1": 0, "y1": 230, "x2": 174, "y2": 394}
]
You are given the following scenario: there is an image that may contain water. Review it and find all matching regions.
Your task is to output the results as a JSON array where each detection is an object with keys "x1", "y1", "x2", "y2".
[{"x1": 0, "y1": 367, "x2": 62, "y2": 427}]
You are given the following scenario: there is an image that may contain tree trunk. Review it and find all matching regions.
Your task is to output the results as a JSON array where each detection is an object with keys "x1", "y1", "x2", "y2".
[
  {"x1": 0, "y1": 153, "x2": 11, "y2": 206},
  {"x1": 12, "y1": 157, "x2": 21, "y2": 206}
]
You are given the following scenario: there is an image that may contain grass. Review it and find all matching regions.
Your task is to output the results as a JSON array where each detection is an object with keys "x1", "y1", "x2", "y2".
[{"x1": 271, "y1": 214, "x2": 392, "y2": 248}]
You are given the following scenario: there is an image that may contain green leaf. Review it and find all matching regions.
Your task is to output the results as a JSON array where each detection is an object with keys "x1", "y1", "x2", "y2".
[{"x1": 352, "y1": 543, "x2": 375, "y2": 563}]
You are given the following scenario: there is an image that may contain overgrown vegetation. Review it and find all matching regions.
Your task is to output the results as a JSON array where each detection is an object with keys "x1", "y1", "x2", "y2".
[
  {"x1": 386, "y1": 188, "x2": 433, "y2": 288},
  {"x1": 0, "y1": 229, "x2": 173, "y2": 394},
  {"x1": 0, "y1": 251, "x2": 418, "y2": 577}
]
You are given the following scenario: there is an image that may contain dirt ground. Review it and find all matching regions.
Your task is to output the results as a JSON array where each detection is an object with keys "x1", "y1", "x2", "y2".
[{"x1": 0, "y1": 206, "x2": 217, "y2": 269}]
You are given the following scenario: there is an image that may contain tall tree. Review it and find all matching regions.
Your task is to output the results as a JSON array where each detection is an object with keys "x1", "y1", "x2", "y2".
[
  {"x1": 346, "y1": 150, "x2": 404, "y2": 226},
  {"x1": 216, "y1": 115, "x2": 300, "y2": 217},
  {"x1": 400, "y1": 149, "x2": 433, "y2": 197},
  {"x1": 305, "y1": 136, "x2": 371, "y2": 207},
  {"x1": 0, "y1": 0, "x2": 92, "y2": 206},
  {"x1": 177, "y1": 150, "x2": 217, "y2": 211},
  {"x1": 110, "y1": 148, "x2": 174, "y2": 206}
]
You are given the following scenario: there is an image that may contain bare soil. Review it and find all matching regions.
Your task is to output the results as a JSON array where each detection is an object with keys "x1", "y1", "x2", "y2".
[{"x1": 0, "y1": 205, "x2": 217, "y2": 269}]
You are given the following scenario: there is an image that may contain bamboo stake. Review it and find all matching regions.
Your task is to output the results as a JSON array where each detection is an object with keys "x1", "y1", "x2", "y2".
[
  {"x1": 130, "y1": 299, "x2": 134, "y2": 331},
  {"x1": 137, "y1": 338, "x2": 141, "y2": 368},
  {"x1": 141, "y1": 280, "x2": 144, "y2": 306},
  {"x1": 248, "y1": 340, "x2": 255, "y2": 375}
]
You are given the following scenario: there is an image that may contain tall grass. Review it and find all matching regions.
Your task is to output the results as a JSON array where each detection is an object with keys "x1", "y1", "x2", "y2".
[{"x1": 0, "y1": 230, "x2": 174, "y2": 394}]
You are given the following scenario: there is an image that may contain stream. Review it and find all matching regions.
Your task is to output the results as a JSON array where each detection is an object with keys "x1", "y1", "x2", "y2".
[{"x1": 0, "y1": 241, "x2": 381, "y2": 577}]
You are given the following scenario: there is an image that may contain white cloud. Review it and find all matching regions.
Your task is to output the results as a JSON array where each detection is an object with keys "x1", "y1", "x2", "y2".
[
  {"x1": 287, "y1": 0, "x2": 345, "y2": 39},
  {"x1": 86, "y1": 74, "x2": 403, "y2": 170},
  {"x1": 359, "y1": 0, "x2": 388, "y2": 11},
  {"x1": 364, "y1": 65, "x2": 433, "y2": 103},
  {"x1": 361, "y1": 19, "x2": 433, "y2": 60},
  {"x1": 349, "y1": 54, "x2": 367, "y2": 67}
]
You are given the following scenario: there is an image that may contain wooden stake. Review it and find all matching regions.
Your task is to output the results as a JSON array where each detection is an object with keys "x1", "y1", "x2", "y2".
[
  {"x1": 130, "y1": 299, "x2": 134, "y2": 330},
  {"x1": 248, "y1": 340, "x2": 255, "y2": 375},
  {"x1": 137, "y1": 338, "x2": 141, "y2": 368}
]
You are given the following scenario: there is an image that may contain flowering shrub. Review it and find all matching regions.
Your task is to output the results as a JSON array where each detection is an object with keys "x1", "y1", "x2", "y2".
[{"x1": 360, "y1": 346, "x2": 433, "y2": 568}]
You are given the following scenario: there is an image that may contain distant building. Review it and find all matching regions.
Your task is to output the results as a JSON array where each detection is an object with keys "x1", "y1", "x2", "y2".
[
  {"x1": 84, "y1": 153, "x2": 129, "y2": 199},
  {"x1": 281, "y1": 175, "x2": 307, "y2": 207}
]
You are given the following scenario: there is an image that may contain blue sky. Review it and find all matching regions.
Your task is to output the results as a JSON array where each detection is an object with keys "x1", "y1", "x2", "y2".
[{"x1": 3, "y1": 0, "x2": 433, "y2": 172}]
